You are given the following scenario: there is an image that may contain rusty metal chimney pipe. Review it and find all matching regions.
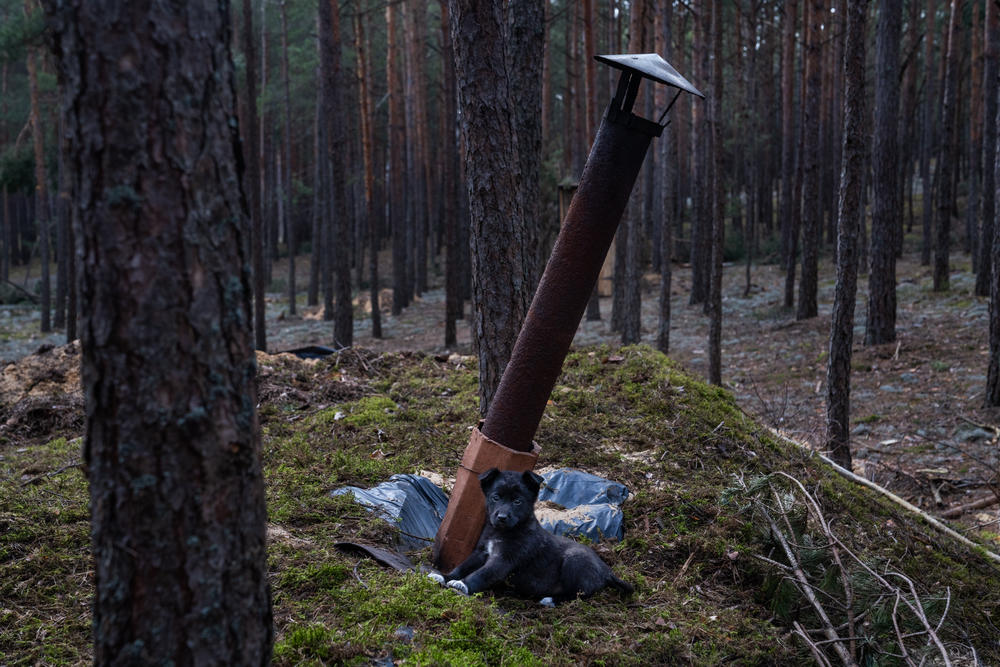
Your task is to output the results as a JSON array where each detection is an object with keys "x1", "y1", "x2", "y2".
[
  {"x1": 434, "y1": 54, "x2": 703, "y2": 572},
  {"x1": 480, "y1": 114, "x2": 655, "y2": 452}
]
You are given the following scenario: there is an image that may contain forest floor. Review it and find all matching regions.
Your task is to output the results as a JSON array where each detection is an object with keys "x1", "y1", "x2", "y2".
[
  {"x1": 1, "y1": 247, "x2": 997, "y2": 524},
  {"x1": 3, "y1": 248, "x2": 1000, "y2": 664}
]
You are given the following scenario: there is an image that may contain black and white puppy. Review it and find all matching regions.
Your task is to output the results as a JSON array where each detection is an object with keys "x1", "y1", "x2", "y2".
[{"x1": 429, "y1": 468, "x2": 633, "y2": 606}]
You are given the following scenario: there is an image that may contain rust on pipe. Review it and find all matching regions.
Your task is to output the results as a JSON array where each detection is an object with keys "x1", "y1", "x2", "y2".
[{"x1": 481, "y1": 114, "x2": 656, "y2": 452}]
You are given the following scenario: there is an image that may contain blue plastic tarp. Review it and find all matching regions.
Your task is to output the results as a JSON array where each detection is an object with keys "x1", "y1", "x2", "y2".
[
  {"x1": 331, "y1": 474, "x2": 449, "y2": 550},
  {"x1": 331, "y1": 468, "x2": 628, "y2": 551},
  {"x1": 536, "y1": 468, "x2": 629, "y2": 542}
]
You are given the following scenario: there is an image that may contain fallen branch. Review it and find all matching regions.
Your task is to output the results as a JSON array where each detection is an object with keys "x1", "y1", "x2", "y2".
[
  {"x1": 939, "y1": 494, "x2": 1000, "y2": 519},
  {"x1": 763, "y1": 425, "x2": 1000, "y2": 566},
  {"x1": 2, "y1": 279, "x2": 39, "y2": 304}
]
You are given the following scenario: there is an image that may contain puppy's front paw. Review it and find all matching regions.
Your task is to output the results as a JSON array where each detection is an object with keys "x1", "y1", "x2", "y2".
[
  {"x1": 446, "y1": 579, "x2": 469, "y2": 596},
  {"x1": 426, "y1": 572, "x2": 445, "y2": 585},
  {"x1": 539, "y1": 597, "x2": 555, "y2": 608}
]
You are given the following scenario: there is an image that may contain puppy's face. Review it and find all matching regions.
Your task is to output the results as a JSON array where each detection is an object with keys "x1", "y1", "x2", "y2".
[{"x1": 479, "y1": 469, "x2": 543, "y2": 531}]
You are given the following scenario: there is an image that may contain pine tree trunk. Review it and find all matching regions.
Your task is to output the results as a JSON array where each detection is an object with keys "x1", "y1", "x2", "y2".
[
  {"x1": 355, "y1": 3, "x2": 381, "y2": 338},
  {"x1": 656, "y1": 0, "x2": 674, "y2": 354},
  {"x1": 866, "y1": 0, "x2": 902, "y2": 346},
  {"x1": 54, "y1": 111, "x2": 67, "y2": 330},
  {"x1": 781, "y1": 0, "x2": 798, "y2": 310},
  {"x1": 242, "y1": 0, "x2": 265, "y2": 352},
  {"x1": 280, "y1": 0, "x2": 296, "y2": 314},
  {"x1": 827, "y1": 0, "x2": 868, "y2": 470},
  {"x1": 507, "y1": 0, "x2": 545, "y2": 298},
  {"x1": 45, "y1": 1, "x2": 273, "y2": 661},
  {"x1": 25, "y1": 7, "x2": 50, "y2": 333},
  {"x1": 934, "y1": 0, "x2": 962, "y2": 291},
  {"x1": 797, "y1": 0, "x2": 824, "y2": 320},
  {"x1": 920, "y1": 0, "x2": 937, "y2": 267},
  {"x1": 309, "y1": 88, "x2": 322, "y2": 309},
  {"x1": 387, "y1": 2, "x2": 408, "y2": 316},
  {"x1": 440, "y1": 2, "x2": 460, "y2": 347},
  {"x1": 1, "y1": 61, "x2": 8, "y2": 282},
  {"x1": 321, "y1": 0, "x2": 353, "y2": 347},
  {"x1": 449, "y1": 0, "x2": 532, "y2": 416},
  {"x1": 708, "y1": 0, "x2": 724, "y2": 385},
  {"x1": 978, "y1": 0, "x2": 999, "y2": 298}
]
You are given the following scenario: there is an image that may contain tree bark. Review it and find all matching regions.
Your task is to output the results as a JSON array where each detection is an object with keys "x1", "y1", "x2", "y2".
[
  {"x1": 781, "y1": 0, "x2": 798, "y2": 310},
  {"x1": 656, "y1": 0, "x2": 675, "y2": 354},
  {"x1": 387, "y1": 1, "x2": 408, "y2": 315},
  {"x1": 440, "y1": 1, "x2": 461, "y2": 347},
  {"x1": 355, "y1": 2, "x2": 382, "y2": 339},
  {"x1": 319, "y1": 0, "x2": 353, "y2": 347},
  {"x1": 506, "y1": 0, "x2": 545, "y2": 298},
  {"x1": 827, "y1": 0, "x2": 867, "y2": 470},
  {"x1": 978, "y1": 0, "x2": 998, "y2": 298},
  {"x1": 242, "y1": 0, "x2": 265, "y2": 352},
  {"x1": 920, "y1": 0, "x2": 936, "y2": 267},
  {"x1": 934, "y1": 0, "x2": 962, "y2": 291},
  {"x1": 25, "y1": 1, "x2": 50, "y2": 333},
  {"x1": 449, "y1": 0, "x2": 532, "y2": 416},
  {"x1": 797, "y1": 0, "x2": 824, "y2": 320},
  {"x1": 45, "y1": 1, "x2": 273, "y2": 661},
  {"x1": 279, "y1": 0, "x2": 296, "y2": 314},
  {"x1": 866, "y1": 0, "x2": 902, "y2": 346},
  {"x1": 708, "y1": 0, "x2": 724, "y2": 385}
]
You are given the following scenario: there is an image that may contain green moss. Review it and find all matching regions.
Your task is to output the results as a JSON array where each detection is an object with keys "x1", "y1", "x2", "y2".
[{"x1": 5, "y1": 345, "x2": 1000, "y2": 664}]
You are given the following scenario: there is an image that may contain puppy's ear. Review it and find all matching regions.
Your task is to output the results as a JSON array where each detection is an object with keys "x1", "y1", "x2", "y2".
[
  {"x1": 478, "y1": 468, "x2": 500, "y2": 491},
  {"x1": 521, "y1": 470, "x2": 544, "y2": 496}
]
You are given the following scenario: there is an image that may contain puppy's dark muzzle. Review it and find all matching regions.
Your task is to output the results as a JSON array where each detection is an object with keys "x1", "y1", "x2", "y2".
[{"x1": 492, "y1": 513, "x2": 509, "y2": 528}]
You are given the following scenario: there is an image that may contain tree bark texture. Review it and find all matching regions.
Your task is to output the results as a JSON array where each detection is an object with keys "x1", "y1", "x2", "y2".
[
  {"x1": 797, "y1": 0, "x2": 823, "y2": 320},
  {"x1": 978, "y1": 0, "x2": 998, "y2": 298},
  {"x1": 25, "y1": 7, "x2": 50, "y2": 333},
  {"x1": 388, "y1": 2, "x2": 408, "y2": 315},
  {"x1": 656, "y1": 0, "x2": 674, "y2": 354},
  {"x1": 319, "y1": 0, "x2": 353, "y2": 347},
  {"x1": 45, "y1": 1, "x2": 273, "y2": 663},
  {"x1": 449, "y1": 0, "x2": 531, "y2": 416},
  {"x1": 934, "y1": 0, "x2": 962, "y2": 292},
  {"x1": 827, "y1": 0, "x2": 867, "y2": 470},
  {"x1": 242, "y1": 0, "x2": 265, "y2": 352},
  {"x1": 279, "y1": 0, "x2": 296, "y2": 314},
  {"x1": 708, "y1": 0, "x2": 724, "y2": 385},
  {"x1": 920, "y1": 0, "x2": 936, "y2": 267},
  {"x1": 506, "y1": 0, "x2": 545, "y2": 298},
  {"x1": 781, "y1": 0, "x2": 798, "y2": 309},
  {"x1": 440, "y1": 1, "x2": 461, "y2": 347},
  {"x1": 866, "y1": 0, "x2": 902, "y2": 346},
  {"x1": 355, "y1": 2, "x2": 382, "y2": 339}
]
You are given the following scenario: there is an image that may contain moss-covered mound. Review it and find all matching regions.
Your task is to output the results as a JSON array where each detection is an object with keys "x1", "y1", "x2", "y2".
[{"x1": 2, "y1": 345, "x2": 998, "y2": 665}]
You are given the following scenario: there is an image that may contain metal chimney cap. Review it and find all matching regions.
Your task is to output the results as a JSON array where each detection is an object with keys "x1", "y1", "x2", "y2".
[{"x1": 595, "y1": 53, "x2": 705, "y2": 99}]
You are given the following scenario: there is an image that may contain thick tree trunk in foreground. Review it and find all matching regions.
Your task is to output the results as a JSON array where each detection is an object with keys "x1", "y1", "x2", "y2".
[
  {"x1": 450, "y1": 0, "x2": 532, "y2": 416},
  {"x1": 46, "y1": 1, "x2": 273, "y2": 662},
  {"x1": 866, "y1": 0, "x2": 902, "y2": 346},
  {"x1": 827, "y1": 0, "x2": 868, "y2": 471}
]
